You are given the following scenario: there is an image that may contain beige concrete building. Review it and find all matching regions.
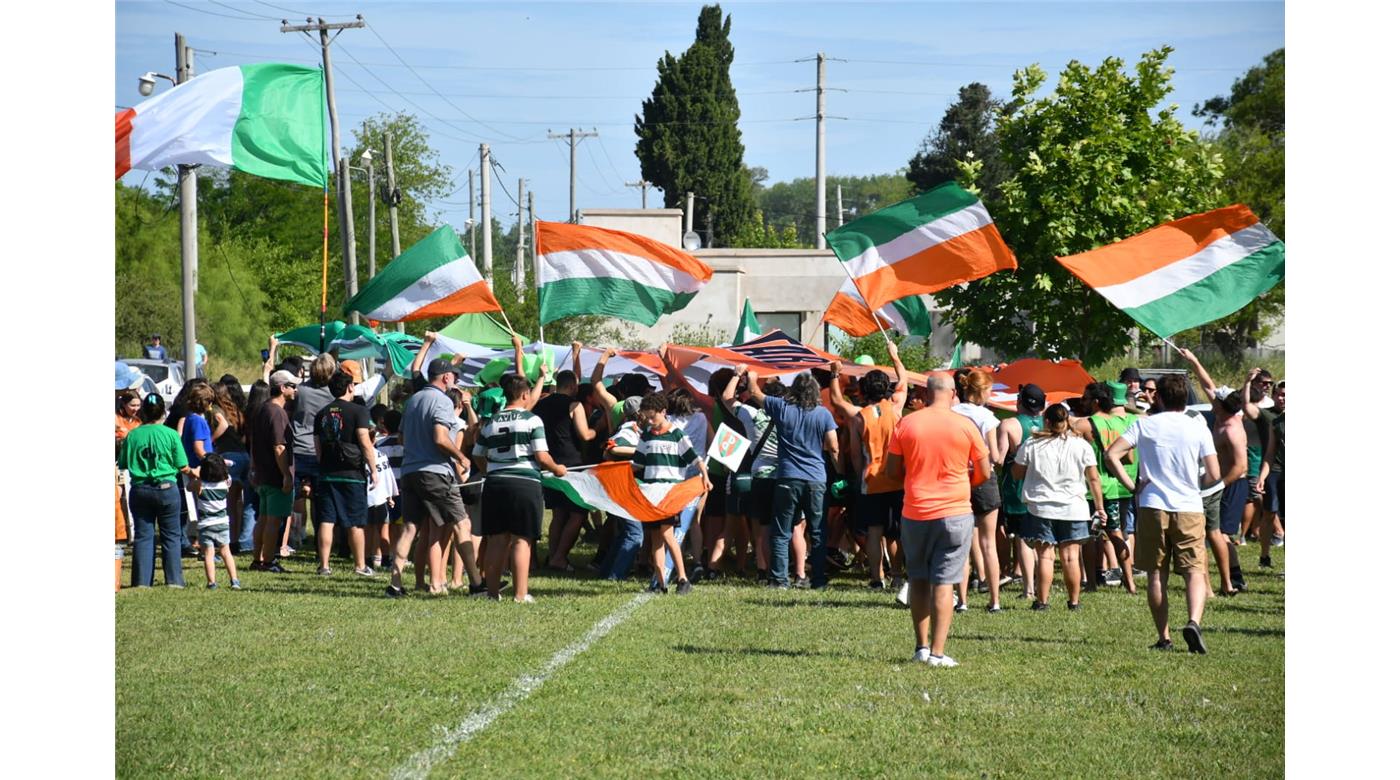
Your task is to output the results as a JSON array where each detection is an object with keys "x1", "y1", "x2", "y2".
[{"x1": 577, "y1": 207, "x2": 978, "y2": 359}]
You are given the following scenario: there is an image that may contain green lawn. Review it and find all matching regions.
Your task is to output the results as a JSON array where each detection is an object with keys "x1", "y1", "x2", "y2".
[{"x1": 116, "y1": 543, "x2": 1284, "y2": 778}]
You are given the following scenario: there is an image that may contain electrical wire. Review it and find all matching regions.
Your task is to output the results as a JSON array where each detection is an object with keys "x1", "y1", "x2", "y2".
[
  {"x1": 253, "y1": 0, "x2": 316, "y2": 15},
  {"x1": 163, "y1": 0, "x2": 269, "y2": 21},
  {"x1": 207, "y1": 0, "x2": 281, "y2": 20}
]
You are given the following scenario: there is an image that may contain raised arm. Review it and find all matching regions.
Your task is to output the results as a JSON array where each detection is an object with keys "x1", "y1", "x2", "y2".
[
  {"x1": 745, "y1": 369, "x2": 766, "y2": 405},
  {"x1": 660, "y1": 344, "x2": 715, "y2": 416},
  {"x1": 719, "y1": 368, "x2": 743, "y2": 415},
  {"x1": 1179, "y1": 347, "x2": 1217, "y2": 402},
  {"x1": 411, "y1": 331, "x2": 438, "y2": 377},
  {"x1": 886, "y1": 341, "x2": 909, "y2": 413},
  {"x1": 1242, "y1": 367, "x2": 1263, "y2": 420},
  {"x1": 526, "y1": 365, "x2": 546, "y2": 410},
  {"x1": 513, "y1": 333, "x2": 526, "y2": 378},
  {"x1": 571, "y1": 341, "x2": 583, "y2": 380},
  {"x1": 262, "y1": 335, "x2": 279, "y2": 383},
  {"x1": 827, "y1": 361, "x2": 862, "y2": 420}
]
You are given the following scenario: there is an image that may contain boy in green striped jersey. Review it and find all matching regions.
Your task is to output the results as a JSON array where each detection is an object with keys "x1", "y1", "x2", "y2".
[{"x1": 633, "y1": 393, "x2": 711, "y2": 595}]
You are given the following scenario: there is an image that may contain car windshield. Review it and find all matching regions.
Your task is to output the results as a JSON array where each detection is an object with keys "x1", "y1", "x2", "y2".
[{"x1": 139, "y1": 364, "x2": 169, "y2": 383}]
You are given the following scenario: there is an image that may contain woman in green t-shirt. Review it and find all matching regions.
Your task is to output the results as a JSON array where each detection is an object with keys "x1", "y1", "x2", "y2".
[{"x1": 118, "y1": 394, "x2": 198, "y2": 588}]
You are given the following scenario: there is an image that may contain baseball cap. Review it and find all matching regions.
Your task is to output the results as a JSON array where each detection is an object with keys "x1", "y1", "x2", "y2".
[
  {"x1": 1119, "y1": 367, "x2": 1141, "y2": 384},
  {"x1": 622, "y1": 395, "x2": 644, "y2": 418},
  {"x1": 1106, "y1": 380, "x2": 1129, "y2": 407},
  {"x1": 270, "y1": 369, "x2": 301, "y2": 388},
  {"x1": 1213, "y1": 385, "x2": 1235, "y2": 401},
  {"x1": 1018, "y1": 383, "x2": 1047, "y2": 413},
  {"x1": 427, "y1": 358, "x2": 459, "y2": 380},
  {"x1": 339, "y1": 359, "x2": 364, "y2": 384},
  {"x1": 150, "y1": 333, "x2": 162, "y2": 339}
]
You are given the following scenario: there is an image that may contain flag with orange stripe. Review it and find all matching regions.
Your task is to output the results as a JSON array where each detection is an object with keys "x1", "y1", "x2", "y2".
[
  {"x1": 1056, "y1": 205, "x2": 1284, "y2": 338},
  {"x1": 824, "y1": 182, "x2": 1017, "y2": 311},
  {"x1": 536, "y1": 221, "x2": 713, "y2": 326},
  {"x1": 343, "y1": 225, "x2": 501, "y2": 322},
  {"x1": 542, "y1": 461, "x2": 706, "y2": 523}
]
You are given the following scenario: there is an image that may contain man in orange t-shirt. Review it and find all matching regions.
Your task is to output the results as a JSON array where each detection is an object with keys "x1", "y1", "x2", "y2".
[{"x1": 885, "y1": 373, "x2": 990, "y2": 668}]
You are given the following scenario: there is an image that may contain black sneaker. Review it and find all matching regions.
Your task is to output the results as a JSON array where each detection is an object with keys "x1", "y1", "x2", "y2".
[
  {"x1": 755, "y1": 568, "x2": 769, "y2": 584},
  {"x1": 793, "y1": 577, "x2": 811, "y2": 589},
  {"x1": 1259, "y1": 556, "x2": 1273, "y2": 568},
  {"x1": 1067, "y1": 601, "x2": 1081, "y2": 611},
  {"x1": 676, "y1": 580, "x2": 694, "y2": 595},
  {"x1": 385, "y1": 585, "x2": 406, "y2": 599},
  {"x1": 1232, "y1": 578, "x2": 1248, "y2": 592},
  {"x1": 703, "y1": 568, "x2": 721, "y2": 581},
  {"x1": 869, "y1": 579, "x2": 887, "y2": 590},
  {"x1": 986, "y1": 604, "x2": 1002, "y2": 614},
  {"x1": 1031, "y1": 601, "x2": 1049, "y2": 611},
  {"x1": 766, "y1": 579, "x2": 790, "y2": 590},
  {"x1": 248, "y1": 560, "x2": 267, "y2": 572},
  {"x1": 468, "y1": 581, "x2": 489, "y2": 596},
  {"x1": 265, "y1": 561, "x2": 287, "y2": 574},
  {"x1": 1150, "y1": 638, "x2": 1174, "y2": 651},
  {"x1": 1183, "y1": 621, "x2": 1206, "y2": 654}
]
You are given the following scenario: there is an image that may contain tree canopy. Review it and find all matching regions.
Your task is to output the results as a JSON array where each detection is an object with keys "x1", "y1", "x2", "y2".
[
  {"x1": 634, "y1": 4, "x2": 754, "y2": 246},
  {"x1": 932, "y1": 48, "x2": 1225, "y2": 365},
  {"x1": 906, "y1": 83, "x2": 1009, "y2": 201}
]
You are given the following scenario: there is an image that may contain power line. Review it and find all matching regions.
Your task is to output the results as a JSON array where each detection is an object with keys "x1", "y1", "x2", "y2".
[
  {"x1": 207, "y1": 0, "x2": 281, "y2": 20},
  {"x1": 163, "y1": 0, "x2": 268, "y2": 21},
  {"x1": 841, "y1": 57, "x2": 1259, "y2": 73},
  {"x1": 593, "y1": 134, "x2": 631, "y2": 185},
  {"x1": 253, "y1": 0, "x2": 316, "y2": 15},
  {"x1": 360, "y1": 21, "x2": 534, "y2": 142},
  {"x1": 582, "y1": 142, "x2": 626, "y2": 195}
]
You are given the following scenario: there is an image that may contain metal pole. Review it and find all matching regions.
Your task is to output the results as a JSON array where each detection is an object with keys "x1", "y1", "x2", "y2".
[
  {"x1": 836, "y1": 184, "x2": 843, "y2": 228},
  {"x1": 365, "y1": 153, "x2": 376, "y2": 280},
  {"x1": 685, "y1": 192, "x2": 695, "y2": 234},
  {"x1": 706, "y1": 210, "x2": 713, "y2": 249},
  {"x1": 568, "y1": 128, "x2": 577, "y2": 221},
  {"x1": 313, "y1": 18, "x2": 358, "y2": 323},
  {"x1": 176, "y1": 33, "x2": 198, "y2": 373},
  {"x1": 341, "y1": 156, "x2": 359, "y2": 324},
  {"x1": 467, "y1": 169, "x2": 476, "y2": 263},
  {"x1": 480, "y1": 143, "x2": 493, "y2": 290},
  {"x1": 381, "y1": 128, "x2": 403, "y2": 333},
  {"x1": 815, "y1": 52, "x2": 827, "y2": 250},
  {"x1": 515, "y1": 177, "x2": 526, "y2": 303},
  {"x1": 531, "y1": 191, "x2": 543, "y2": 343}
]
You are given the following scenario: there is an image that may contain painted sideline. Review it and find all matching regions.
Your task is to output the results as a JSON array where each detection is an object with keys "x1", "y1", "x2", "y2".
[{"x1": 390, "y1": 592, "x2": 653, "y2": 780}]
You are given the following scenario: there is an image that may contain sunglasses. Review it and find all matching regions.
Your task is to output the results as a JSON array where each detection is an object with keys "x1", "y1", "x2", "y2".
[{"x1": 1143, "y1": 386, "x2": 1157, "y2": 393}]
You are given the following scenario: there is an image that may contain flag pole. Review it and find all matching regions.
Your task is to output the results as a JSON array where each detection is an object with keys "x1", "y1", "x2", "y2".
[
  {"x1": 829, "y1": 246, "x2": 893, "y2": 345},
  {"x1": 532, "y1": 193, "x2": 544, "y2": 344},
  {"x1": 320, "y1": 178, "x2": 330, "y2": 351}
]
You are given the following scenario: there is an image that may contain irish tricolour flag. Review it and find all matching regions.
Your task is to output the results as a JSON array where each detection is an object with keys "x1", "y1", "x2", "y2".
[
  {"x1": 344, "y1": 226, "x2": 502, "y2": 322},
  {"x1": 542, "y1": 462, "x2": 706, "y2": 523},
  {"x1": 822, "y1": 280, "x2": 932, "y2": 338},
  {"x1": 536, "y1": 221, "x2": 713, "y2": 326},
  {"x1": 1056, "y1": 205, "x2": 1285, "y2": 338},
  {"x1": 825, "y1": 183, "x2": 1017, "y2": 311},
  {"x1": 115, "y1": 64, "x2": 326, "y2": 188}
]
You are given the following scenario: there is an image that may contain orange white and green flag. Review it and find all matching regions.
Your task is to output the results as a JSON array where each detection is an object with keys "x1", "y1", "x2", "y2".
[
  {"x1": 536, "y1": 221, "x2": 713, "y2": 326},
  {"x1": 824, "y1": 182, "x2": 1017, "y2": 311},
  {"x1": 1056, "y1": 204, "x2": 1284, "y2": 338},
  {"x1": 542, "y1": 461, "x2": 706, "y2": 523},
  {"x1": 343, "y1": 226, "x2": 501, "y2": 322}
]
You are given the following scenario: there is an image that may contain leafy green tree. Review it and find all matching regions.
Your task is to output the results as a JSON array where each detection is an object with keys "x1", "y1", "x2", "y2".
[
  {"x1": 933, "y1": 48, "x2": 1225, "y2": 365},
  {"x1": 907, "y1": 83, "x2": 1009, "y2": 200},
  {"x1": 635, "y1": 4, "x2": 754, "y2": 246},
  {"x1": 731, "y1": 210, "x2": 800, "y2": 248},
  {"x1": 1180, "y1": 49, "x2": 1285, "y2": 359}
]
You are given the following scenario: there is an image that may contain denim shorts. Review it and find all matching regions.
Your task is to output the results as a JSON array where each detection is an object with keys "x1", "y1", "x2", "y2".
[
  {"x1": 315, "y1": 480, "x2": 368, "y2": 528},
  {"x1": 1022, "y1": 514, "x2": 1091, "y2": 546},
  {"x1": 198, "y1": 523, "x2": 230, "y2": 547}
]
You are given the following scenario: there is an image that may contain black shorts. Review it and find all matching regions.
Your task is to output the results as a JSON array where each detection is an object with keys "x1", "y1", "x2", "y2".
[
  {"x1": 368, "y1": 502, "x2": 389, "y2": 525},
  {"x1": 544, "y1": 483, "x2": 582, "y2": 513},
  {"x1": 401, "y1": 471, "x2": 466, "y2": 528},
  {"x1": 704, "y1": 474, "x2": 729, "y2": 517},
  {"x1": 480, "y1": 476, "x2": 545, "y2": 539},
  {"x1": 749, "y1": 477, "x2": 776, "y2": 526},
  {"x1": 855, "y1": 490, "x2": 903, "y2": 540},
  {"x1": 971, "y1": 476, "x2": 1002, "y2": 515},
  {"x1": 314, "y1": 480, "x2": 368, "y2": 528}
]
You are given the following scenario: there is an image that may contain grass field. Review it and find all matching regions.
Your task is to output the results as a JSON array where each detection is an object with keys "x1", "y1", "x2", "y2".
[{"x1": 116, "y1": 541, "x2": 1284, "y2": 778}]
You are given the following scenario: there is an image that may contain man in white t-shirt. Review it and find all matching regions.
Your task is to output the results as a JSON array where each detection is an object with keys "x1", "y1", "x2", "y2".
[{"x1": 1105, "y1": 374, "x2": 1220, "y2": 655}]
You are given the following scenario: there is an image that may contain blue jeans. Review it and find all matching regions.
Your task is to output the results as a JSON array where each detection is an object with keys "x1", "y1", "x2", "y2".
[
  {"x1": 129, "y1": 483, "x2": 185, "y2": 587},
  {"x1": 601, "y1": 513, "x2": 644, "y2": 580},
  {"x1": 769, "y1": 479, "x2": 828, "y2": 586}
]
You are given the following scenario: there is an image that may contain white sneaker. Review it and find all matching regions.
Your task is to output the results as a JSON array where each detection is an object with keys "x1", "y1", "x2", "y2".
[
  {"x1": 926, "y1": 654, "x2": 960, "y2": 668},
  {"x1": 896, "y1": 580, "x2": 910, "y2": 607},
  {"x1": 514, "y1": 594, "x2": 535, "y2": 604},
  {"x1": 912, "y1": 646, "x2": 931, "y2": 663}
]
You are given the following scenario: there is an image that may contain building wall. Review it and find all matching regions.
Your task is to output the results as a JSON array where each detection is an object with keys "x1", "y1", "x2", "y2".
[{"x1": 578, "y1": 209, "x2": 683, "y2": 248}]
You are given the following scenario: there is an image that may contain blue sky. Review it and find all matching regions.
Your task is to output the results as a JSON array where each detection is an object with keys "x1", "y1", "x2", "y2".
[{"x1": 116, "y1": 1, "x2": 1283, "y2": 227}]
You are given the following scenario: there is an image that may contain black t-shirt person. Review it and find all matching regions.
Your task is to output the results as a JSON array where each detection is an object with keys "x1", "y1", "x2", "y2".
[{"x1": 314, "y1": 398, "x2": 372, "y2": 483}]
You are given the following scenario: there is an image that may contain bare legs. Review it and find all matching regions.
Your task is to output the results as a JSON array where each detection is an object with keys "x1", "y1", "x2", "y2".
[
  {"x1": 1059, "y1": 541, "x2": 1083, "y2": 606},
  {"x1": 975, "y1": 510, "x2": 1000, "y2": 607}
]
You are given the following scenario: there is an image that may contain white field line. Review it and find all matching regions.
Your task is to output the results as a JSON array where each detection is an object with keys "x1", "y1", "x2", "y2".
[{"x1": 390, "y1": 592, "x2": 652, "y2": 780}]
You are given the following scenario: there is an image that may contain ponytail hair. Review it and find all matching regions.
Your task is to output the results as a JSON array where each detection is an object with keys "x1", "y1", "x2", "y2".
[
  {"x1": 138, "y1": 393, "x2": 167, "y2": 424},
  {"x1": 954, "y1": 369, "x2": 992, "y2": 404},
  {"x1": 1034, "y1": 404, "x2": 1071, "y2": 439}
]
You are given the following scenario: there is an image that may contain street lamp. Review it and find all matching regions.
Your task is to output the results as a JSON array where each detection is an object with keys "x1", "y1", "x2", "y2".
[{"x1": 138, "y1": 71, "x2": 176, "y2": 97}]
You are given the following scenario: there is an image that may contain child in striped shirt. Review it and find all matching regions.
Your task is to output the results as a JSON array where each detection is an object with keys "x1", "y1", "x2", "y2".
[
  {"x1": 194, "y1": 453, "x2": 240, "y2": 590},
  {"x1": 632, "y1": 393, "x2": 710, "y2": 595}
]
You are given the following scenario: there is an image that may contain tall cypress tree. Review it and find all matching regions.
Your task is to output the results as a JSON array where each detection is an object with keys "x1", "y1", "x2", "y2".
[
  {"x1": 634, "y1": 4, "x2": 754, "y2": 246},
  {"x1": 906, "y1": 83, "x2": 1008, "y2": 200}
]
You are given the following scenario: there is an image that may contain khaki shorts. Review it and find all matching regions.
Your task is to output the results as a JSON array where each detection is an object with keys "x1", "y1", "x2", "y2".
[{"x1": 1135, "y1": 507, "x2": 1207, "y2": 575}]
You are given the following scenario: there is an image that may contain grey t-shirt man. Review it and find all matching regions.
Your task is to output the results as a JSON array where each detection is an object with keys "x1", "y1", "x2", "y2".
[
  {"x1": 290, "y1": 381, "x2": 335, "y2": 458},
  {"x1": 400, "y1": 385, "x2": 459, "y2": 477}
]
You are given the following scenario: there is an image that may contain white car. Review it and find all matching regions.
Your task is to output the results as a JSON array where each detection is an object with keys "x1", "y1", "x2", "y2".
[{"x1": 123, "y1": 359, "x2": 186, "y2": 406}]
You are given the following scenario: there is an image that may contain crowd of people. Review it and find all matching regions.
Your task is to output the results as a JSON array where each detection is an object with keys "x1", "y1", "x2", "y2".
[{"x1": 114, "y1": 332, "x2": 1284, "y2": 664}]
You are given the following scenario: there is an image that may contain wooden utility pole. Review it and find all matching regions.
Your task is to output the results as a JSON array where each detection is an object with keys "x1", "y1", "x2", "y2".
[
  {"x1": 625, "y1": 179, "x2": 651, "y2": 208},
  {"x1": 546, "y1": 128, "x2": 598, "y2": 221}
]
